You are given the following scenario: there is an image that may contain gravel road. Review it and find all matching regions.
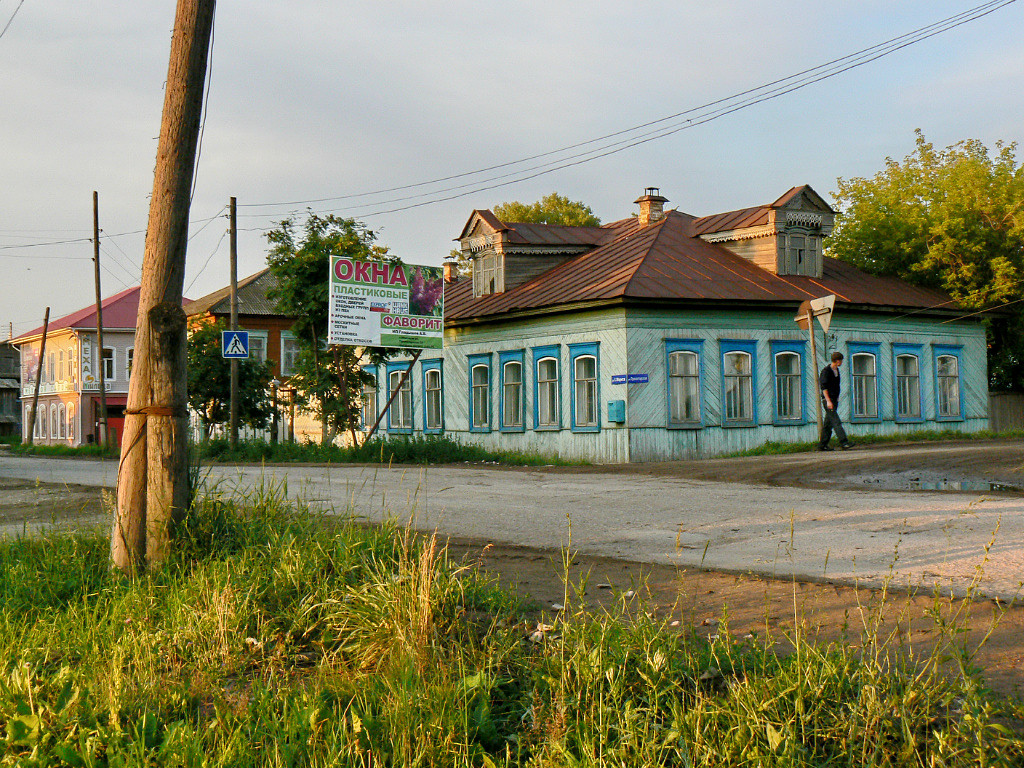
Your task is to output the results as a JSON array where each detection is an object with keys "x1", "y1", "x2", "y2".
[{"x1": 1, "y1": 441, "x2": 1022, "y2": 600}]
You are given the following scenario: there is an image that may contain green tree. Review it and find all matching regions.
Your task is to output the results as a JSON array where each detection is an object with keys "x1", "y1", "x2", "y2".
[
  {"x1": 828, "y1": 130, "x2": 1024, "y2": 390},
  {"x1": 265, "y1": 213, "x2": 398, "y2": 440},
  {"x1": 187, "y1": 320, "x2": 273, "y2": 439},
  {"x1": 492, "y1": 192, "x2": 601, "y2": 227}
]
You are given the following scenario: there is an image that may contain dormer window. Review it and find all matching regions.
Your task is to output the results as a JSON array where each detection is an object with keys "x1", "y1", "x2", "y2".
[
  {"x1": 473, "y1": 252, "x2": 503, "y2": 297},
  {"x1": 783, "y1": 232, "x2": 819, "y2": 276}
]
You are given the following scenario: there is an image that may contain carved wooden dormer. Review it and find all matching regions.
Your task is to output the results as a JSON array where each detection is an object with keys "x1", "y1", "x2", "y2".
[
  {"x1": 694, "y1": 185, "x2": 835, "y2": 278},
  {"x1": 457, "y1": 210, "x2": 601, "y2": 298}
]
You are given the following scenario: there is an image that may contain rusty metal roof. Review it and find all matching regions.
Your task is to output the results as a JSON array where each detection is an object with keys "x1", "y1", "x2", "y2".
[
  {"x1": 445, "y1": 210, "x2": 955, "y2": 323},
  {"x1": 183, "y1": 268, "x2": 286, "y2": 318}
]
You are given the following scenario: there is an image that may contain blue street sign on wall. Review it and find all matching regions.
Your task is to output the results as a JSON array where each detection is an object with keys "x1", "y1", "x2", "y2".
[
  {"x1": 611, "y1": 373, "x2": 649, "y2": 385},
  {"x1": 222, "y1": 330, "x2": 250, "y2": 359}
]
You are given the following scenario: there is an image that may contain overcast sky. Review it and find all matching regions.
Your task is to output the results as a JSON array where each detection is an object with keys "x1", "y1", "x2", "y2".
[{"x1": 3, "y1": 0, "x2": 1022, "y2": 337}]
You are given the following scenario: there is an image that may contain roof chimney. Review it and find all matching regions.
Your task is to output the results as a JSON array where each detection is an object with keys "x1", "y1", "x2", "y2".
[{"x1": 634, "y1": 187, "x2": 668, "y2": 226}]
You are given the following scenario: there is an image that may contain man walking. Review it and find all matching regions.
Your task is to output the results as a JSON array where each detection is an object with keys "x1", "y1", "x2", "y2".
[{"x1": 819, "y1": 351, "x2": 853, "y2": 451}]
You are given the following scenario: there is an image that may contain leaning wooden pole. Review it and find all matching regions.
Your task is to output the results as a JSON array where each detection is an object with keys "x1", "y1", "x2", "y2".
[
  {"x1": 111, "y1": 0, "x2": 217, "y2": 573},
  {"x1": 26, "y1": 307, "x2": 49, "y2": 446}
]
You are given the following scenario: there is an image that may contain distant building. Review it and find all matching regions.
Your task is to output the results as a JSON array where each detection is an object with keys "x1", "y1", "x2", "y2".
[
  {"x1": 364, "y1": 186, "x2": 988, "y2": 462},
  {"x1": 11, "y1": 287, "x2": 189, "y2": 446},
  {"x1": 184, "y1": 269, "x2": 318, "y2": 442},
  {"x1": 0, "y1": 340, "x2": 20, "y2": 437}
]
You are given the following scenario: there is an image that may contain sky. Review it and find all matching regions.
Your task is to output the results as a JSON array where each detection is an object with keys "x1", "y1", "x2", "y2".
[{"x1": 2, "y1": 0, "x2": 1022, "y2": 338}]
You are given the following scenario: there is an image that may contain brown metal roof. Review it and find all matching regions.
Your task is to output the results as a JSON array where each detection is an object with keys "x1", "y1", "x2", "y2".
[
  {"x1": 183, "y1": 268, "x2": 287, "y2": 318},
  {"x1": 445, "y1": 210, "x2": 955, "y2": 323}
]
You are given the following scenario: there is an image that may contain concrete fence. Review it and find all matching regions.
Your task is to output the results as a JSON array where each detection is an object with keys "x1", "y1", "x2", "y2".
[{"x1": 989, "y1": 391, "x2": 1024, "y2": 432}]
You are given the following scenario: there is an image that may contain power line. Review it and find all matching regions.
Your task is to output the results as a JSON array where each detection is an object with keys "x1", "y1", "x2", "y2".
[
  {"x1": 0, "y1": 0, "x2": 26, "y2": 41},
  {"x1": 237, "y1": 0, "x2": 1016, "y2": 217},
  {"x1": 184, "y1": 227, "x2": 227, "y2": 293}
]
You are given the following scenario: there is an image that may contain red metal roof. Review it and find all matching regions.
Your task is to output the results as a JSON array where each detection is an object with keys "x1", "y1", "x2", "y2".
[
  {"x1": 445, "y1": 210, "x2": 954, "y2": 323},
  {"x1": 13, "y1": 286, "x2": 194, "y2": 343}
]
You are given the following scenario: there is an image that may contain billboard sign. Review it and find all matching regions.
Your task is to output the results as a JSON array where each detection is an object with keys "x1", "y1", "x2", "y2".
[{"x1": 328, "y1": 257, "x2": 444, "y2": 349}]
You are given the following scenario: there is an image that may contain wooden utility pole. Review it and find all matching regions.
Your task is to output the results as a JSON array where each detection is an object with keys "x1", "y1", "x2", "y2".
[
  {"x1": 229, "y1": 196, "x2": 239, "y2": 448},
  {"x1": 111, "y1": 0, "x2": 217, "y2": 573},
  {"x1": 93, "y1": 191, "x2": 110, "y2": 446},
  {"x1": 26, "y1": 307, "x2": 49, "y2": 446}
]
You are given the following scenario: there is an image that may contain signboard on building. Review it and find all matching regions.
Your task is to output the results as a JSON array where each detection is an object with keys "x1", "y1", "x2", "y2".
[
  {"x1": 328, "y1": 257, "x2": 444, "y2": 349},
  {"x1": 611, "y1": 373, "x2": 649, "y2": 385}
]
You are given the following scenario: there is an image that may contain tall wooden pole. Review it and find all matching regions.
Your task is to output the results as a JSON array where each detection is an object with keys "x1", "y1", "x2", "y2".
[
  {"x1": 807, "y1": 308, "x2": 822, "y2": 434},
  {"x1": 112, "y1": 0, "x2": 217, "y2": 573},
  {"x1": 26, "y1": 307, "x2": 49, "y2": 446},
  {"x1": 93, "y1": 191, "x2": 110, "y2": 447},
  {"x1": 229, "y1": 196, "x2": 239, "y2": 447}
]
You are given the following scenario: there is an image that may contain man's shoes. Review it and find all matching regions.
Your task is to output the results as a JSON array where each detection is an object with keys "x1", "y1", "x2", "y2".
[
  {"x1": 817, "y1": 445, "x2": 833, "y2": 451},
  {"x1": 840, "y1": 442, "x2": 854, "y2": 450}
]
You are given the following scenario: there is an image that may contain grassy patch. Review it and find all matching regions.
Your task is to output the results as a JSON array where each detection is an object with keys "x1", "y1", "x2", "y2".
[
  {"x1": 197, "y1": 433, "x2": 577, "y2": 467},
  {"x1": 7, "y1": 441, "x2": 118, "y2": 458},
  {"x1": 1, "y1": 488, "x2": 1022, "y2": 765},
  {"x1": 725, "y1": 428, "x2": 1024, "y2": 458}
]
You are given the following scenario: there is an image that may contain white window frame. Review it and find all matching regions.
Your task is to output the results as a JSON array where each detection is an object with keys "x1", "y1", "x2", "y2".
[
  {"x1": 68, "y1": 403, "x2": 75, "y2": 441},
  {"x1": 573, "y1": 355, "x2": 598, "y2": 429},
  {"x1": 50, "y1": 403, "x2": 58, "y2": 440},
  {"x1": 246, "y1": 331, "x2": 269, "y2": 365},
  {"x1": 723, "y1": 351, "x2": 753, "y2": 423},
  {"x1": 280, "y1": 331, "x2": 300, "y2": 377},
  {"x1": 936, "y1": 354, "x2": 961, "y2": 419},
  {"x1": 774, "y1": 351, "x2": 802, "y2": 421},
  {"x1": 851, "y1": 353, "x2": 878, "y2": 419},
  {"x1": 389, "y1": 369, "x2": 412, "y2": 430},
  {"x1": 425, "y1": 368, "x2": 443, "y2": 431},
  {"x1": 126, "y1": 347, "x2": 134, "y2": 379},
  {"x1": 502, "y1": 361, "x2": 523, "y2": 429},
  {"x1": 895, "y1": 354, "x2": 921, "y2": 419},
  {"x1": 471, "y1": 364, "x2": 490, "y2": 430},
  {"x1": 361, "y1": 374, "x2": 377, "y2": 430},
  {"x1": 102, "y1": 347, "x2": 115, "y2": 382},
  {"x1": 536, "y1": 357, "x2": 559, "y2": 429}
]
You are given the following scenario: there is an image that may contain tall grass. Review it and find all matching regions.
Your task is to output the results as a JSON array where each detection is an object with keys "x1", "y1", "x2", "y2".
[
  {"x1": 198, "y1": 433, "x2": 575, "y2": 467},
  {"x1": 1, "y1": 487, "x2": 1022, "y2": 765}
]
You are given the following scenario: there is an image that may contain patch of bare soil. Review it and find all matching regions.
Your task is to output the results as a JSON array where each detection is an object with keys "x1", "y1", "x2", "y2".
[
  {"x1": 445, "y1": 537, "x2": 1024, "y2": 698},
  {"x1": 0, "y1": 478, "x2": 107, "y2": 535}
]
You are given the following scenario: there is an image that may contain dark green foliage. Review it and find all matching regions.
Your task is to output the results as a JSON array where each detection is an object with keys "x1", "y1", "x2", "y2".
[
  {"x1": 196, "y1": 433, "x2": 575, "y2": 466},
  {"x1": 493, "y1": 192, "x2": 602, "y2": 227},
  {"x1": 187, "y1": 319, "x2": 273, "y2": 438},
  {"x1": 829, "y1": 131, "x2": 1024, "y2": 390},
  {"x1": 265, "y1": 213, "x2": 400, "y2": 436}
]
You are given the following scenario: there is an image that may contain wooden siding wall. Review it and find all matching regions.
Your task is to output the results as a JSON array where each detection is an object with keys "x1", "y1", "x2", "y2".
[
  {"x1": 989, "y1": 391, "x2": 1024, "y2": 432},
  {"x1": 375, "y1": 309, "x2": 631, "y2": 463},
  {"x1": 624, "y1": 308, "x2": 988, "y2": 461},
  {"x1": 367, "y1": 307, "x2": 988, "y2": 464},
  {"x1": 720, "y1": 236, "x2": 777, "y2": 273},
  {"x1": 503, "y1": 253, "x2": 575, "y2": 292}
]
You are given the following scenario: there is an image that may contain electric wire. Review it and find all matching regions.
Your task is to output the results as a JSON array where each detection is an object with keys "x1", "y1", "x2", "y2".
[
  {"x1": 237, "y1": 0, "x2": 1015, "y2": 216},
  {"x1": 190, "y1": 5, "x2": 216, "y2": 203},
  {"x1": 0, "y1": 0, "x2": 26, "y2": 41},
  {"x1": 184, "y1": 227, "x2": 228, "y2": 293}
]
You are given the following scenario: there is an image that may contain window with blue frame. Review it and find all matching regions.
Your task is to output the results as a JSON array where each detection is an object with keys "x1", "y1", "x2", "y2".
[
  {"x1": 421, "y1": 359, "x2": 443, "y2": 433},
  {"x1": 360, "y1": 365, "x2": 378, "y2": 429},
  {"x1": 665, "y1": 339, "x2": 703, "y2": 427},
  {"x1": 847, "y1": 342, "x2": 881, "y2": 422},
  {"x1": 468, "y1": 353, "x2": 492, "y2": 432},
  {"x1": 499, "y1": 350, "x2": 525, "y2": 432},
  {"x1": 386, "y1": 362, "x2": 413, "y2": 432},
  {"x1": 770, "y1": 340, "x2": 805, "y2": 423},
  {"x1": 933, "y1": 344, "x2": 963, "y2": 420},
  {"x1": 532, "y1": 344, "x2": 561, "y2": 430},
  {"x1": 720, "y1": 340, "x2": 757, "y2": 426},
  {"x1": 569, "y1": 342, "x2": 600, "y2": 432},
  {"x1": 893, "y1": 344, "x2": 923, "y2": 422}
]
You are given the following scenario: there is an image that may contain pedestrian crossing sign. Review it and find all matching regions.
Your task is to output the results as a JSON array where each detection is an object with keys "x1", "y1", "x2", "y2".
[{"x1": 221, "y1": 330, "x2": 250, "y2": 359}]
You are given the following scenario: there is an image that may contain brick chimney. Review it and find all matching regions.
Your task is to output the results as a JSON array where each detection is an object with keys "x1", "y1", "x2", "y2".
[{"x1": 634, "y1": 188, "x2": 668, "y2": 227}]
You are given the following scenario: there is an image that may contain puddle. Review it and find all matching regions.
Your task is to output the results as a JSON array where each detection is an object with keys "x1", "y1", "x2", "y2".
[{"x1": 842, "y1": 472, "x2": 1022, "y2": 493}]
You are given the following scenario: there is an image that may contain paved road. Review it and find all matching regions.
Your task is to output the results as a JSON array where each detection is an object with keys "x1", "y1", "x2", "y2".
[{"x1": 1, "y1": 453, "x2": 1022, "y2": 600}]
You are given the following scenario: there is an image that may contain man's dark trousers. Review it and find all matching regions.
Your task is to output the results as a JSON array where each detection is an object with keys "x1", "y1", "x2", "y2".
[{"x1": 819, "y1": 406, "x2": 849, "y2": 449}]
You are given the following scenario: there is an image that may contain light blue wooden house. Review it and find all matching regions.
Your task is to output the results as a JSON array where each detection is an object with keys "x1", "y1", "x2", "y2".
[{"x1": 363, "y1": 186, "x2": 988, "y2": 462}]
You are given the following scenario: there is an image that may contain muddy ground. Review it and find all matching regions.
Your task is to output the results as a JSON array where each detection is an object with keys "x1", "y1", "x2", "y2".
[{"x1": 3, "y1": 440, "x2": 1024, "y2": 696}]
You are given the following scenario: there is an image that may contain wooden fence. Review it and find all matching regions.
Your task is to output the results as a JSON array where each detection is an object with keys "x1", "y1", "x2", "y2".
[{"x1": 989, "y1": 391, "x2": 1024, "y2": 432}]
